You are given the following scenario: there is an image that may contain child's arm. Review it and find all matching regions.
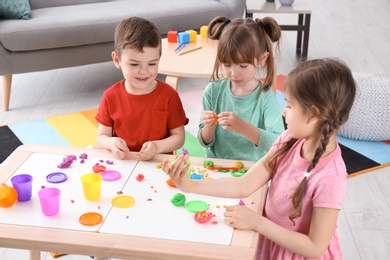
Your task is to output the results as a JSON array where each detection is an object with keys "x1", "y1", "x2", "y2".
[
  {"x1": 162, "y1": 154, "x2": 272, "y2": 198},
  {"x1": 96, "y1": 123, "x2": 129, "y2": 159},
  {"x1": 138, "y1": 125, "x2": 185, "y2": 160},
  {"x1": 227, "y1": 206, "x2": 339, "y2": 259}
]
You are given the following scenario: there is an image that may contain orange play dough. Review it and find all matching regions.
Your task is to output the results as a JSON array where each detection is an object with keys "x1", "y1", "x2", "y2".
[{"x1": 166, "y1": 178, "x2": 177, "y2": 188}]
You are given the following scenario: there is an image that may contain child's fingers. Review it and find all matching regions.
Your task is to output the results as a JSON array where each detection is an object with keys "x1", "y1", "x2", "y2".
[{"x1": 162, "y1": 159, "x2": 170, "y2": 172}]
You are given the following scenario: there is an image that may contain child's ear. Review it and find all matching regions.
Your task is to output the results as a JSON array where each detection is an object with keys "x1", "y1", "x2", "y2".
[
  {"x1": 259, "y1": 52, "x2": 270, "y2": 67},
  {"x1": 309, "y1": 105, "x2": 321, "y2": 124},
  {"x1": 111, "y1": 51, "x2": 121, "y2": 69}
]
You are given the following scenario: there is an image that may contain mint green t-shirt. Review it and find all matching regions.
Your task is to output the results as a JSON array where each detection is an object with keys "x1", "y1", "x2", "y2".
[{"x1": 197, "y1": 79, "x2": 284, "y2": 161}]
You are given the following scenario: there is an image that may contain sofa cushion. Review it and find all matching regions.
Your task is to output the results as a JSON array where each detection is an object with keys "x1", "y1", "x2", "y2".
[
  {"x1": 30, "y1": 0, "x2": 107, "y2": 9},
  {"x1": 0, "y1": 0, "x2": 31, "y2": 20},
  {"x1": 0, "y1": 0, "x2": 231, "y2": 52}
]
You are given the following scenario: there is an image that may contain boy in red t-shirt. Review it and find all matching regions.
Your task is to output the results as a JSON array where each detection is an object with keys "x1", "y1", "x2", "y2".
[{"x1": 96, "y1": 17, "x2": 188, "y2": 160}]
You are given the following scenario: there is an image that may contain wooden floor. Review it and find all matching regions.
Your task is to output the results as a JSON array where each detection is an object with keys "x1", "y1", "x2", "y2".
[{"x1": 1, "y1": 0, "x2": 390, "y2": 259}]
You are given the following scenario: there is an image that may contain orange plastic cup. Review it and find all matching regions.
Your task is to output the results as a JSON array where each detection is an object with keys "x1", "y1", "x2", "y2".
[{"x1": 0, "y1": 183, "x2": 18, "y2": 207}]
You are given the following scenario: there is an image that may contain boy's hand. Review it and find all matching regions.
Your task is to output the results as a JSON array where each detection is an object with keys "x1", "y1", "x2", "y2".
[
  {"x1": 202, "y1": 110, "x2": 218, "y2": 129},
  {"x1": 109, "y1": 137, "x2": 130, "y2": 159},
  {"x1": 138, "y1": 141, "x2": 158, "y2": 161},
  {"x1": 162, "y1": 154, "x2": 191, "y2": 191}
]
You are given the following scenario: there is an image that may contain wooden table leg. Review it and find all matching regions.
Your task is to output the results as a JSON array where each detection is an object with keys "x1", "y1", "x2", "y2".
[
  {"x1": 94, "y1": 257, "x2": 104, "y2": 260},
  {"x1": 29, "y1": 250, "x2": 41, "y2": 260},
  {"x1": 165, "y1": 75, "x2": 179, "y2": 91},
  {"x1": 2, "y1": 74, "x2": 12, "y2": 111}
]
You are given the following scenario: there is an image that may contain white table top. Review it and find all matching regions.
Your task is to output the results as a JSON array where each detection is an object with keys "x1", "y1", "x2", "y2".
[{"x1": 0, "y1": 144, "x2": 266, "y2": 259}]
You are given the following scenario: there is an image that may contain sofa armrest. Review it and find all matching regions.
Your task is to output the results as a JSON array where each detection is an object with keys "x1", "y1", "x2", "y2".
[{"x1": 30, "y1": 0, "x2": 106, "y2": 9}]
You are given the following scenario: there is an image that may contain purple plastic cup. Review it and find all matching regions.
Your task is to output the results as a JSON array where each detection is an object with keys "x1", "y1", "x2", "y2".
[
  {"x1": 11, "y1": 174, "x2": 33, "y2": 202},
  {"x1": 38, "y1": 187, "x2": 61, "y2": 216}
]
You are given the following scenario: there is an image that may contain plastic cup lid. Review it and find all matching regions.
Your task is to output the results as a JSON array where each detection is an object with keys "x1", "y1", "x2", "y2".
[
  {"x1": 79, "y1": 212, "x2": 103, "y2": 226},
  {"x1": 185, "y1": 200, "x2": 209, "y2": 213},
  {"x1": 0, "y1": 184, "x2": 11, "y2": 199},
  {"x1": 46, "y1": 172, "x2": 68, "y2": 183},
  {"x1": 100, "y1": 170, "x2": 121, "y2": 181},
  {"x1": 112, "y1": 195, "x2": 135, "y2": 208}
]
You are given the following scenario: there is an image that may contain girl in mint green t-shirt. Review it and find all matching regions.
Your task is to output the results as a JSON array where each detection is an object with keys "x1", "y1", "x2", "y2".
[{"x1": 197, "y1": 16, "x2": 285, "y2": 161}]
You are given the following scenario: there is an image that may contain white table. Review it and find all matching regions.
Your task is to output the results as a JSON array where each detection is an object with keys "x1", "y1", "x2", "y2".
[
  {"x1": 0, "y1": 144, "x2": 266, "y2": 260},
  {"x1": 246, "y1": 0, "x2": 311, "y2": 60}
]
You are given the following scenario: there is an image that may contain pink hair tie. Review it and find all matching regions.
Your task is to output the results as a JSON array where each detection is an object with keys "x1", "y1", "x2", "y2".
[{"x1": 303, "y1": 171, "x2": 311, "y2": 178}]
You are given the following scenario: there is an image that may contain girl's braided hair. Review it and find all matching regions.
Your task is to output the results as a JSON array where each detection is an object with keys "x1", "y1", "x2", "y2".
[{"x1": 266, "y1": 58, "x2": 356, "y2": 224}]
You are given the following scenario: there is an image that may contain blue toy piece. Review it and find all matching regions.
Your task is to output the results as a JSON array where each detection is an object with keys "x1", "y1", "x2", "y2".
[
  {"x1": 178, "y1": 32, "x2": 190, "y2": 44},
  {"x1": 190, "y1": 173, "x2": 204, "y2": 180}
]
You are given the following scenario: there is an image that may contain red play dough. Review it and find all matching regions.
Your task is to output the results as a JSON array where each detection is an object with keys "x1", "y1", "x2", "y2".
[
  {"x1": 92, "y1": 164, "x2": 106, "y2": 173},
  {"x1": 136, "y1": 173, "x2": 144, "y2": 181},
  {"x1": 194, "y1": 210, "x2": 213, "y2": 224}
]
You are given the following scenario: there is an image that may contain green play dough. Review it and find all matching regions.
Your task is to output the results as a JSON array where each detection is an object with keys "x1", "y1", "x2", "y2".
[{"x1": 171, "y1": 193, "x2": 186, "y2": 206}]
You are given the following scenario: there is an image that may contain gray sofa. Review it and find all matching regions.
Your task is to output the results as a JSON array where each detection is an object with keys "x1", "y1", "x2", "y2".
[{"x1": 0, "y1": 0, "x2": 246, "y2": 111}]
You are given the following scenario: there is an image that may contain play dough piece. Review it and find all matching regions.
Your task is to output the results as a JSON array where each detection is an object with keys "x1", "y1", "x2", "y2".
[
  {"x1": 92, "y1": 164, "x2": 106, "y2": 173},
  {"x1": 46, "y1": 172, "x2": 68, "y2": 183},
  {"x1": 170, "y1": 193, "x2": 186, "y2": 206},
  {"x1": 100, "y1": 170, "x2": 121, "y2": 181},
  {"x1": 194, "y1": 210, "x2": 213, "y2": 224},
  {"x1": 233, "y1": 161, "x2": 244, "y2": 169},
  {"x1": 57, "y1": 156, "x2": 75, "y2": 168},
  {"x1": 112, "y1": 195, "x2": 135, "y2": 208},
  {"x1": 203, "y1": 160, "x2": 214, "y2": 168},
  {"x1": 166, "y1": 178, "x2": 177, "y2": 187},
  {"x1": 185, "y1": 200, "x2": 208, "y2": 213},
  {"x1": 230, "y1": 169, "x2": 247, "y2": 177},
  {"x1": 79, "y1": 212, "x2": 103, "y2": 226},
  {"x1": 136, "y1": 173, "x2": 144, "y2": 181}
]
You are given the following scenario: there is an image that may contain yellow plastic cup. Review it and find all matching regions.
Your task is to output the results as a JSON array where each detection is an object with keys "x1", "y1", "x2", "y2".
[{"x1": 80, "y1": 173, "x2": 102, "y2": 201}]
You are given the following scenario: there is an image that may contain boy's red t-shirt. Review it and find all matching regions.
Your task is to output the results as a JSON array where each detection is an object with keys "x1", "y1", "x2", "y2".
[{"x1": 96, "y1": 79, "x2": 188, "y2": 153}]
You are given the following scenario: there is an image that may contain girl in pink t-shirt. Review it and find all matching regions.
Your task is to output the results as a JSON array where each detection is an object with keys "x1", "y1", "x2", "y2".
[{"x1": 163, "y1": 58, "x2": 357, "y2": 259}]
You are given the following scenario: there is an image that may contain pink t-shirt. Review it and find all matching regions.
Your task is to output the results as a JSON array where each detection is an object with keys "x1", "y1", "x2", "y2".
[{"x1": 257, "y1": 130, "x2": 347, "y2": 260}]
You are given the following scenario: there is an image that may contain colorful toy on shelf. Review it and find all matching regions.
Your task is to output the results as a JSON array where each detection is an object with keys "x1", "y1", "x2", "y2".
[
  {"x1": 200, "y1": 25, "x2": 208, "y2": 37},
  {"x1": 167, "y1": 31, "x2": 178, "y2": 42},
  {"x1": 185, "y1": 30, "x2": 197, "y2": 42},
  {"x1": 178, "y1": 31, "x2": 190, "y2": 44}
]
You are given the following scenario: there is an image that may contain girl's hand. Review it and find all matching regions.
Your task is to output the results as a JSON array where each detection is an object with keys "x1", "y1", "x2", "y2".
[
  {"x1": 109, "y1": 137, "x2": 130, "y2": 159},
  {"x1": 202, "y1": 110, "x2": 218, "y2": 129},
  {"x1": 162, "y1": 154, "x2": 191, "y2": 191},
  {"x1": 224, "y1": 205, "x2": 261, "y2": 230},
  {"x1": 218, "y1": 112, "x2": 243, "y2": 132},
  {"x1": 138, "y1": 141, "x2": 158, "y2": 161}
]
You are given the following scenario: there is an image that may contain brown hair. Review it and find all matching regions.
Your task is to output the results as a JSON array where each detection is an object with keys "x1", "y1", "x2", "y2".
[
  {"x1": 114, "y1": 17, "x2": 161, "y2": 57},
  {"x1": 266, "y1": 58, "x2": 356, "y2": 224},
  {"x1": 207, "y1": 16, "x2": 281, "y2": 93}
]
